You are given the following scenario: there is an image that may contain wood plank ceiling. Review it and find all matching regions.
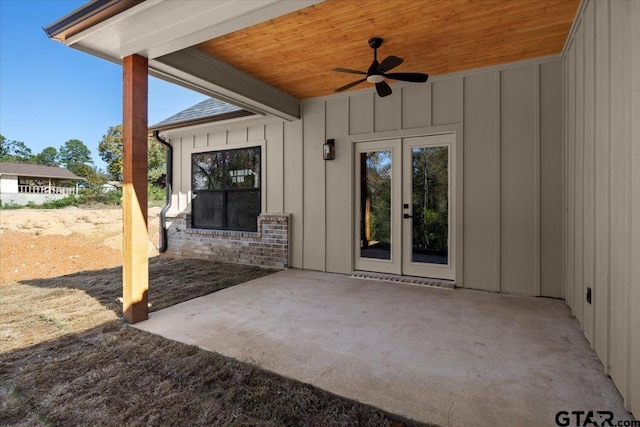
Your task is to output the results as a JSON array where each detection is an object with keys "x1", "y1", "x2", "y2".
[{"x1": 197, "y1": 0, "x2": 580, "y2": 100}]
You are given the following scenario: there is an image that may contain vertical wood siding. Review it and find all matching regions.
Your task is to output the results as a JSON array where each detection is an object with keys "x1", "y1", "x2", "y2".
[
  {"x1": 563, "y1": 0, "x2": 639, "y2": 414},
  {"x1": 325, "y1": 97, "x2": 352, "y2": 274},
  {"x1": 265, "y1": 123, "x2": 284, "y2": 213},
  {"x1": 540, "y1": 61, "x2": 564, "y2": 298},
  {"x1": 500, "y1": 66, "x2": 539, "y2": 295},
  {"x1": 303, "y1": 57, "x2": 561, "y2": 296},
  {"x1": 166, "y1": 57, "x2": 564, "y2": 299},
  {"x1": 301, "y1": 102, "x2": 326, "y2": 271},
  {"x1": 631, "y1": 0, "x2": 640, "y2": 415},
  {"x1": 593, "y1": 0, "x2": 610, "y2": 376},
  {"x1": 463, "y1": 72, "x2": 500, "y2": 292},
  {"x1": 283, "y1": 120, "x2": 304, "y2": 269}
]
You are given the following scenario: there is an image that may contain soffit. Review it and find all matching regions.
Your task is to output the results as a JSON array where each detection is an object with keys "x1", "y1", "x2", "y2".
[
  {"x1": 53, "y1": 0, "x2": 579, "y2": 117},
  {"x1": 56, "y1": 0, "x2": 322, "y2": 120},
  {"x1": 196, "y1": 0, "x2": 581, "y2": 99},
  {"x1": 62, "y1": 0, "x2": 323, "y2": 61}
]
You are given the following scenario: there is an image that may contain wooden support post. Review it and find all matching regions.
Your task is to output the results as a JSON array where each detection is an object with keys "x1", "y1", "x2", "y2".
[{"x1": 122, "y1": 54, "x2": 149, "y2": 323}]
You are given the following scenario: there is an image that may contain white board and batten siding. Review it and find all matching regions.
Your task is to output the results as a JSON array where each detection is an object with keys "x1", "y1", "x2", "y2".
[
  {"x1": 302, "y1": 56, "x2": 563, "y2": 298},
  {"x1": 563, "y1": 0, "x2": 640, "y2": 415},
  {"x1": 164, "y1": 119, "x2": 304, "y2": 270},
  {"x1": 164, "y1": 56, "x2": 564, "y2": 299}
]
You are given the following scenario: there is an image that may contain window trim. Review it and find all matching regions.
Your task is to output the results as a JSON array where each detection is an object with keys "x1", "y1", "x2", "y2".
[{"x1": 190, "y1": 141, "x2": 265, "y2": 231}]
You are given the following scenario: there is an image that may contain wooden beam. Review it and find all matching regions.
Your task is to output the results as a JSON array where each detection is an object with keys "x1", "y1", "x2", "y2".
[
  {"x1": 153, "y1": 48, "x2": 300, "y2": 121},
  {"x1": 122, "y1": 54, "x2": 148, "y2": 324}
]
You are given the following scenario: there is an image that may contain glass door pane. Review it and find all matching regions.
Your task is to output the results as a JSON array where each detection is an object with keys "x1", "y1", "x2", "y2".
[
  {"x1": 354, "y1": 139, "x2": 401, "y2": 275},
  {"x1": 402, "y1": 134, "x2": 455, "y2": 280},
  {"x1": 359, "y1": 150, "x2": 392, "y2": 260},
  {"x1": 410, "y1": 146, "x2": 449, "y2": 265}
]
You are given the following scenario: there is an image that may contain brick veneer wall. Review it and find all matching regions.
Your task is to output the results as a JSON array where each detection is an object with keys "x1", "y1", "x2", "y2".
[{"x1": 164, "y1": 213, "x2": 290, "y2": 268}]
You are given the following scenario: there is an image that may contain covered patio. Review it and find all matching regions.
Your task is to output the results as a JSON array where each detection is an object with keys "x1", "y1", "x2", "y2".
[
  {"x1": 45, "y1": 0, "x2": 640, "y2": 418},
  {"x1": 134, "y1": 269, "x2": 631, "y2": 426}
]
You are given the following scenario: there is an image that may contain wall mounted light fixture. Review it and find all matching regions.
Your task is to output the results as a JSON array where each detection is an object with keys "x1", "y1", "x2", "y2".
[{"x1": 323, "y1": 139, "x2": 335, "y2": 160}]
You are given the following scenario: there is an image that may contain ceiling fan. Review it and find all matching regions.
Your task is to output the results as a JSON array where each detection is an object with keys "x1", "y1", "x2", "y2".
[{"x1": 332, "y1": 37, "x2": 429, "y2": 97}]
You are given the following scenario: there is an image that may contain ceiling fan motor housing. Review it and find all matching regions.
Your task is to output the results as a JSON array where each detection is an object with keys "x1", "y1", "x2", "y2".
[{"x1": 331, "y1": 37, "x2": 428, "y2": 97}]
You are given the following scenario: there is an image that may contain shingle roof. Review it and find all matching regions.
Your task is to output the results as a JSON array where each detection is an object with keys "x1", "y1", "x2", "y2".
[
  {"x1": 0, "y1": 162, "x2": 84, "y2": 180},
  {"x1": 150, "y1": 98, "x2": 253, "y2": 130}
]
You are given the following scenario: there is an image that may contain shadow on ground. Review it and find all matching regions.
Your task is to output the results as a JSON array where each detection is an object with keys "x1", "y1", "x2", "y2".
[
  {"x1": 18, "y1": 256, "x2": 276, "y2": 315},
  {"x1": 0, "y1": 257, "x2": 431, "y2": 427}
]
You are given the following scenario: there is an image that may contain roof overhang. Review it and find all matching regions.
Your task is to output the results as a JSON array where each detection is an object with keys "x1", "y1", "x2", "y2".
[
  {"x1": 46, "y1": 0, "x2": 580, "y2": 116},
  {"x1": 45, "y1": 0, "x2": 324, "y2": 121},
  {"x1": 148, "y1": 109, "x2": 255, "y2": 133},
  {"x1": 0, "y1": 173, "x2": 84, "y2": 180},
  {"x1": 44, "y1": 0, "x2": 144, "y2": 42}
]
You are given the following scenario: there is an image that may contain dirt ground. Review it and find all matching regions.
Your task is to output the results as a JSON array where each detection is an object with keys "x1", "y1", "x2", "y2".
[
  {"x1": 0, "y1": 207, "x2": 426, "y2": 426},
  {"x1": 0, "y1": 207, "x2": 161, "y2": 285}
]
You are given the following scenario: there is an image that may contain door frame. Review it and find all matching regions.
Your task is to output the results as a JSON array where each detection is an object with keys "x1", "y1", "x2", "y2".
[{"x1": 352, "y1": 131, "x2": 460, "y2": 282}]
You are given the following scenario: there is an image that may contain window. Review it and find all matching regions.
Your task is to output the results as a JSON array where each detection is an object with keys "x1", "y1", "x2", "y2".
[{"x1": 191, "y1": 146, "x2": 261, "y2": 231}]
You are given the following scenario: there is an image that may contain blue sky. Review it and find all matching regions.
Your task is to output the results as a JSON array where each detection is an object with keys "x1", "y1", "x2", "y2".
[{"x1": 0, "y1": 0, "x2": 208, "y2": 169}]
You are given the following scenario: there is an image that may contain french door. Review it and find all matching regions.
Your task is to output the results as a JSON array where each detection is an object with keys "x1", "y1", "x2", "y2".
[{"x1": 354, "y1": 134, "x2": 455, "y2": 281}]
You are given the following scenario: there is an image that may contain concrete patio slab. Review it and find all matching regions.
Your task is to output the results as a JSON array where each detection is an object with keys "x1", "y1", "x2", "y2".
[{"x1": 133, "y1": 269, "x2": 633, "y2": 426}]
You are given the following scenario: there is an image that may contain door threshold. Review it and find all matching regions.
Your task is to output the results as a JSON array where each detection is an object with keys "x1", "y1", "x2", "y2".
[{"x1": 351, "y1": 271, "x2": 455, "y2": 290}]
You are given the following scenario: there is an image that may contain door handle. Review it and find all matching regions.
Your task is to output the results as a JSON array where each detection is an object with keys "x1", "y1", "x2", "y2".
[{"x1": 403, "y1": 213, "x2": 413, "y2": 219}]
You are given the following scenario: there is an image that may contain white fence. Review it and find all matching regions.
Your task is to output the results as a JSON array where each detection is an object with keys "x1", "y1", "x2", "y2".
[{"x1": 18, "y1": 185, "x2": 77, "y2": 195}]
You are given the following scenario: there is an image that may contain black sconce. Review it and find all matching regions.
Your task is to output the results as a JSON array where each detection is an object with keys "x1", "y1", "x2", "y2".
[{"x1": 323, "y1": 139, "x2": 335, "y2": 160}]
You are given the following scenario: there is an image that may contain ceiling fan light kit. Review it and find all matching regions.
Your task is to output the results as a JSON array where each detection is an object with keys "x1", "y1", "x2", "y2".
[{"x1": 332, "y1": 37, "x2": 429, "y2": 97}]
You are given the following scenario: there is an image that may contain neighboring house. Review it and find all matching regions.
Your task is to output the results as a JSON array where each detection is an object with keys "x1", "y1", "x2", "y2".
[
  {"x1": 101, "y1": 181, "x2": 122, "y2": 192},
  {"x1": 0, "y1": 162, "x2": 83, "y2": 206},
  {"x1": 45, "y1": 0, "x2": 640, "y2": 414}
]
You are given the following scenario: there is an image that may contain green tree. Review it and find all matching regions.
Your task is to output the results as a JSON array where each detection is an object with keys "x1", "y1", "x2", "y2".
[
  {"x1": 98, "y1": 124, "x2": 166, "y2": 184},
  {"x1": 68, "y1": 163, "x2": 108, "y2": 187},
  {"x1": 59, "y1": 139, "x2": 93, "y2": 167},
  {"x1": 35, "y1": 147, "x2": 59, "y2": 166},
  {"x1": 98, "y1": 125, "x2": 123, "y2": 181},
  {"x1": 0, "y1": 135, "x2": 35, "y2": 163},
  {"x1": 412, "y1": 147, "x2": 449, "y2": 252},
  {"x1": 148, "y1": 139, "x2": 166, "y2": 186}
]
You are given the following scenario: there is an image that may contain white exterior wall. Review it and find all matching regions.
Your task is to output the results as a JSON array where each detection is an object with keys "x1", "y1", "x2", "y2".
[
  {"x1": 164, "y1": 56, "x2": 564, "y2": 298},
  {"x1": 0, "y1": 175, "x2": 19, "y2": 194},
  {"x1": 563, "y1": 0, "x2": 640, "y2": 415},
  {"x1": 300, "y1": 57, "x2": 563, "y2": 297},
  {"x1": 162, "y1": 119, "x2": 304, "y2": 269}
]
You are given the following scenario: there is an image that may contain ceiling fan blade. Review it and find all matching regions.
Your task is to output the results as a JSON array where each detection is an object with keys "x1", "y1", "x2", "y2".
[
  {"x1": 375, "y1": 81, "x2": 392, "y2": 97},
  {"x1": 331, "y1": 68, "x2": 367, "y2": 75},
  {"x1": 378, "y1": 55, "x2": 403, "y2": 73},
  {"x1": 384, "y1": 72, "x2": 429, "y2": 83},
  {"x1": 335, "y1": 78, "x2": 367, "y2": 92}
]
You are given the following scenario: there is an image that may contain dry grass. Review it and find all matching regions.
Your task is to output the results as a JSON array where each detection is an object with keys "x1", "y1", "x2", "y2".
[{"x1": 0, "y1": 257, "x2": 429, "y2": 427}]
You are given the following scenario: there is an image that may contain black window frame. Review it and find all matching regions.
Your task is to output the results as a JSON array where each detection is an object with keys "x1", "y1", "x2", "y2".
[{"x1": 191, "y1": 146, "x2": 261, "y2": 232}]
